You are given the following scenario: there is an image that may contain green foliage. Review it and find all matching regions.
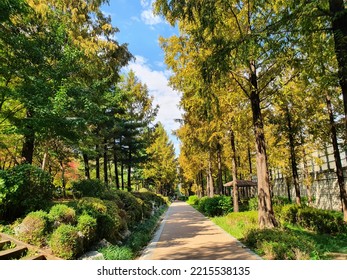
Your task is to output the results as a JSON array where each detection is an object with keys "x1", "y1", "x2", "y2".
[
  {"x1": 99, "y1": 245, "x2": 133, "y2": 260},
  {"x1": 48, "y1": 204, "x2": 76, "y2": 226},
  {"x1": 243, "y1": 228, "x2": 316, "y2": 260},
  {"x1": 296, "y1": 207, "x2": 346, "y2": 234},
  {"x1": 187, "y1": 195, "x2": 199, "y2": 205},
  {"x1": 0, "y1": 164, "x2": 53, "y2": 221},
  {"x1": 72, "y1": 179, "x2": 106, "y2": 198},
  {"x1": 50, "y1": 224, "x2": 82, "y2": 260},
  {"x1": 114, "y1": 190, "x2": 143, "y2": 228},
  {"x1": 197, "y1": 195, "x2": 232, "y2": 216},
  {"x1": 276, "y1": 204, "x2": 300, "y2": 225},
  {"x1": 77, "y1": 197, "x2": 107, "y2": 216},
  {"x1": 276, "y1": 204, "x2": 347, "y2": 234},
  {"x1": 248, "y1": 197, "x2": 258, "y2": 211},
  {"x1": 77, "y1": 213, "x2": 97, "y2": 246},
  {"x1": 17, "y1": 210, "x2": 49, "y2": 247},
  {"x1": 212, "y1": 211, "x2": 258, "y2": 239}
]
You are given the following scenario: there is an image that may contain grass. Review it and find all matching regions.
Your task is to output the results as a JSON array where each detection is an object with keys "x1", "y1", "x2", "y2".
[
  {"x1": 98, "y1": 205, "x2": 167, "y2": 260},
  {"x1": 211, "y1": 210, "x2": 347, "y2": 260}
]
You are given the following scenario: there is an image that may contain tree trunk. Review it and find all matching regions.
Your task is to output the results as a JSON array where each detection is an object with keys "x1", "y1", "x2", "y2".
[
  {"x1": 41, "y1": 148, "x2": 48, "y2": 171},
  {"x1": 59, "y1": 160, "x2": 66, "y2": 198},
  {"x1": 230, "y1": 129, "x2": 239, "y2": 212},
  {"x1": 249, "y1": 62, "x2": 277, "y2": 228},
  {"x1": 207, "y1": 152, "x2": 214, "y2": 197},
  {"x1": 217, "y1": 144, "x2": 224, "y2": 195},
  {"x1": 95, "y1": 144, "x2": 100, "y2": 180},
  {"x1": 285, "y1": 176, "x2": 292, "y2": 203},
  {"x1": 248, "y1": 144, "x2": 253, "y2": 179},
  {"x1": 302, "y1": 145, "x2": 313, "y2": 206},
  {"x1": 285, "y1": 105, "x2": 301, "y2": 205},
  {"x1": 103, "y1": 139, "x2": 108, "y2": 186},
  {"x1": 82, "y1": 153, "x2": 90, "y2": 179},
  {"x1": 127, "y1": 149, "x2": 132, "y2": 192},
  {"x1": 326, "y1": 94, "x2": 347, "y2": 221},
  {"x1": 113, "y1": 140, "x2": 120, "y2": 189},
  {"x1": 329, "y1": 0, "x2": 347, "y2": 139},
  {"x1": 121, "y1": 161, "x2": 124, "y2": 190},
  {"x1": 21, "y1": 110, "x2": 35, "y2": 164}
]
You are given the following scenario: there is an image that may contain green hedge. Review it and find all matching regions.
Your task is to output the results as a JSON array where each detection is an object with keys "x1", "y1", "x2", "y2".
[
  {"x1": 244, "y1": 228, "x2": 316, "y2": 260},
  {"x1": 276, "y1": 204, "x2": 346, "y2": 234},
  {"x1": 197, "y1": 195, "x2": 233, "y2": 217},
  {"x1": 0, "y1": 164, "x2": 53, "y2": 221}
]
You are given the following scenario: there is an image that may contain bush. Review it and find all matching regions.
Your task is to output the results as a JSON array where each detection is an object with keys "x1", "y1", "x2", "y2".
[
  {"x1": 114, "y1": 190, "x2": 143, "y2": 228},
  {"x1": 244, "y1": 228, "x2": 316, "y2": 260},
  {"x1": 77, "y1": 197, "x2": 122, "y2": 241},
  {"x1": 17, "y1": 210, "x2": 49, "y2": 247},
  {"x1": 248, "y1": 197, "x2": 258, "y2": 211},
  {"x1": 72, "y1": 179, "x2": 106, "y2": 198},
  {"x1": 197, "y1": 196, "x2": 232, "y2": 217},
  {"x1": 77, "y1": 213, "x2": 97, "y2": 247},
  {"x1": 187, "y1": 195, "x2": 199, "y2": 205},
  {"x1": 277, "y1": 204, "x2": 299, "y2": 225},
  {"x1": 0, "y1": 164, "x2": 54, "y2": 221},
  {"x1": 77, "y1": 197, "x2": 107, "y2": 216},
  {"x1": 49, "y1": 204, "x2": 76, "y2": 226},
  {"x1": 296, "y1": 207, "x2": 346, "y2": 234},
  {"x1": 50, "y1": 224, "x2": 82, "y2": 259}
]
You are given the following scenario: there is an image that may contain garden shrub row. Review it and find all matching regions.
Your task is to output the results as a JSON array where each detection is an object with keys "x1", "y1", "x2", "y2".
[
  {"x1": 275, "y1": 204, "x2": 347, "y2": 234},
  {"x1": 6, "y1": 179, "x2": 167, "y2": 259},
  {"x1": 187, "y1": 195, "x2": 233, "y2": 217}
]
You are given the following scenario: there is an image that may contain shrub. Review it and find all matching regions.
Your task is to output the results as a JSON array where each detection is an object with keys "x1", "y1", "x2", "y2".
[
  {"x1": 77, "y1": 213, "x2": 97, "y2": 247},
  {"x1": 296, "y1": 207, "x2": 346, "y2": 234},
  {"x1": 277, "y1": 204, "x2": 299, "y2": 225},
  {"x1": 49, "y1": 204, "x2": 76, "y2": 226},
  {"x1": 187, "y1": 195, "x2": 199, "y2": 205},
  {"x1": 114, "y1": 190, "x2": 143, "y2": 228},
  {"x1": 77, "y1": 197, "x2": 107, "y2": 216},
  {"x1": 248, "y1": 197, "x2": 258, "y2": 211},
  {"x1": 0, "y1": 164, "x2": 54, "y2": 221},
  {"x1": 50, "y1": 224, "x2": 82, "y2": 259},
  {"x1": 244, "y1": 228, "x2": 316, "y2": 260},
  {"x1": 197, "y1": 196, "x2": 232, "y2": 216},
  {"x1": 17, "y1": 210, "x2": 49, "y2": 247},
  {"x1": 72, "y1": 179, "x2": 106, "y2": 198}
]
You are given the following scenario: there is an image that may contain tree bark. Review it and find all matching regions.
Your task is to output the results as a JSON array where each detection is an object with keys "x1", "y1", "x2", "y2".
[
  {"x1": 249, "y1": 62, "x2": 277, "y2": 228},
  {"x1": 21, "y1": 110, "x2": 35, "y2": 164},
  {"x1": 127, "y1": 149, "x2": 132, "y2": 192},
  {"x1": 95, "y1": 144, "x2": 100, "y2": 180},
  {"x1": 121, "y1": 161, "x2": 124, "y2": 190},
  {"x1": 326, "y1": 94, "x2": 347, "y2": 221},
  {"x1": 230, "y1": 129, "x2": 239, "y2": 212},
  {"x1": 285, "y1": 105, "x2": 301, "y2": 205},
  {"x1": 113, "y1": 139, "x2": 120, "y2": 189},
  {"x1": 207, "y1": 152, "x2": 214, "y2": 197},
  {"x1": 103, "y1": 139, "x2": 108, "y2": 186},
  {"x1": 82, "y1": 153, "x2": 90, "y2": 179},
  {"x1": 329, "y1": 0, "x2": 347, "y2": 140},
  {"x1": 217, "y1": 144, "x2": 224, "y2": 195}
]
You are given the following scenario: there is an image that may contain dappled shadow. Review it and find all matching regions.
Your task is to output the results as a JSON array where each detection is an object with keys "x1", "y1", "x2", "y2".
[{"x1": 145, "y1": 202, "x2": 260, "y2": 260}]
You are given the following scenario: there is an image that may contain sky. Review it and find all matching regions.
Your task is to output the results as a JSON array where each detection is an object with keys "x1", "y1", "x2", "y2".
[{"x1": 101, "y1": 0, "x2": 183, "y2": 155}]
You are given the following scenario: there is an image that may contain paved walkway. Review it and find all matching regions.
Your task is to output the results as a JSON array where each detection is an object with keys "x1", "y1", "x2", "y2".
[{"x1": 139, "y1": 201, "x2": 261, "y2": 260}]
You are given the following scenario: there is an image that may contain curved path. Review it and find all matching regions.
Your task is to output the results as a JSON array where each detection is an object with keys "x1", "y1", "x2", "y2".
[{"x1": 140, "y1": 201, "x2": 261, "y2": 260}]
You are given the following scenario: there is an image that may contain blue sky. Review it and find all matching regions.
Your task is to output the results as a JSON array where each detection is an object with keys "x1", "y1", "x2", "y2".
[{"x1": 101, "y1": 0, "x2": 182, "y2": 154}]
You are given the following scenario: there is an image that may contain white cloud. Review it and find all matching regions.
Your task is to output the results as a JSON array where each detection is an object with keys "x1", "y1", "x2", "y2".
[
  {"x1": 141, "y1": 9, "x2": 163, "y2": 25},
  {"x1": 140, "y1": 0, "x2": 150, "y2": 8},
  {"x1": 126, "y1": 55, "x2": 183, "y2": 153}
]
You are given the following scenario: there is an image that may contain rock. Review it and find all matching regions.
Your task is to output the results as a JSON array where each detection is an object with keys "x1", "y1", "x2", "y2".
[{"x1": 78, "y1": 251, "x2": 104, "y2": 260}]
